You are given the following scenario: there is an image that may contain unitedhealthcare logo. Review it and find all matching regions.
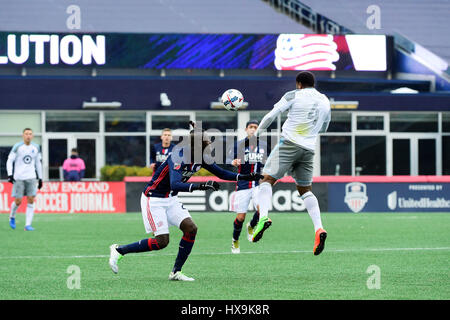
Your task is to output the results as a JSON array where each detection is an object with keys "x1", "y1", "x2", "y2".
[
  {"x1": 387, "y1": 191, "x2": 397, "y2": 210},
  {"x1": 387, "y1": 190, "x2": 450, "y2": 210}
]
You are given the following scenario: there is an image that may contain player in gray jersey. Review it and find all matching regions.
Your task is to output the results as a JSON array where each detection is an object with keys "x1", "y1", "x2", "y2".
[
  {"x1": 252, "y1": 71, "x2": 330, "y2": 255},
  {"x1": 6, "y1": 128, "x2": 43, "y2": 231}
]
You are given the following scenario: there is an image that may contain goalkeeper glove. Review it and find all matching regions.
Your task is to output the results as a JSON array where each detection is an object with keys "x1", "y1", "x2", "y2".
[
  {"x1": 8, "y1": 175, "x2": 15, "y2": 184},
  {"x1": 38, "y1": 179, "x2": 43, "y2": 190},
  {"x1": 238, "y1": 172, "x2": 264, "y2": 181}
]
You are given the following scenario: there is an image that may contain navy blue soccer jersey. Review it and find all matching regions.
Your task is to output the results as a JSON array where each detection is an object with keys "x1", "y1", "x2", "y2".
[
  {"x1": 150, "y1": 142, "x2": 175, "y2": 171},
  {"x1": 143, "y1": 151, "x2": 239, "y2": 198},
  {"x1": 228, "y1": 137, "x2": 267, "y2": 191}
]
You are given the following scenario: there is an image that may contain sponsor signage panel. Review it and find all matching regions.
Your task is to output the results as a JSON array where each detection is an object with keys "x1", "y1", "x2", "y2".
[
  {"x1": 0, "y1": 32, "x2": 390, "y2": 71},
  {"x1": 329, "y1": 182, "x2": 450, "y2": 212},
  {"x1": 0, "y1": 182, "x2": 126, "y2": 213}
]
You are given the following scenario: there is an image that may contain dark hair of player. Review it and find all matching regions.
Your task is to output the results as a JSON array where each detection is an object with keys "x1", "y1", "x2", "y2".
[
  {"x1": 296, "y1": 71, "x2": 315, "y2": 88},
  {"x1": 189, "y1": 121, "x2": 211, "y2": 153},
  {"x1": 23, "y1": 128, "x2": 33, "y2": 133}
]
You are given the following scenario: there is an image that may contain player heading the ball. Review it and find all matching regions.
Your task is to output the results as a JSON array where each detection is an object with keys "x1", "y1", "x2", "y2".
[{"x1": 253, "y1": 71, "x2": 330, "y2": 255}]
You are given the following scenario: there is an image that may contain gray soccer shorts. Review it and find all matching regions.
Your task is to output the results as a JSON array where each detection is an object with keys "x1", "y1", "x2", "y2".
[
  {"x1": 12, "y1": 179, "x2": 38, "y2": 198},
  {"x1": 262, "y1": 138, "x2": 314, "y2": 186}
]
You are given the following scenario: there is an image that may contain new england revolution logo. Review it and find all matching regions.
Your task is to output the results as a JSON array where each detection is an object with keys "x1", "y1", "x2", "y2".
[{"x1": 344, "y1": 182, "x2": 368, "y2": 213}]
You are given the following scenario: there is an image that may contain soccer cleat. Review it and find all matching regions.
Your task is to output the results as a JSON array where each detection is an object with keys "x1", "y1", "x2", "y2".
[
  {"x1": 313, "y1": 228, "x2": 327, "y2": 256},
  {"x1": 109, "y1": 244, "x2": 123, "y2": 274},
  {"x1": 9, "y1": 218, "x2": 16, "y2": 230},
  {"x1": 246, "y1": 222, "x2": 254, "y2": 242},
  {"x1": 231, "y1": 239, "x2": 240, "y2": 254},
  {"x1": 252, "y1": 216, "x2": 272, "y2": 243},
  {"x1": 24, "y1": 225, "x2": 34, "y2": 231},
  {"x1": 169, "y1": 271, "x2": 195, "y2": 281}
]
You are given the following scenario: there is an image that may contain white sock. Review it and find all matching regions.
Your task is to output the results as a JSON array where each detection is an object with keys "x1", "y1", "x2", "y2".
[
  {"x1": 301, "y1": 191, "x2": 323, "y2": 232},
  {"x1": 25, "y1": 203, "x2": 35, "y2": 226},
  {"x1": 256, "y1": 182, "x2": 272, "y2": 218},
  {"x1": 10, "y1": 202, "x2": 18, "y2": 219}
]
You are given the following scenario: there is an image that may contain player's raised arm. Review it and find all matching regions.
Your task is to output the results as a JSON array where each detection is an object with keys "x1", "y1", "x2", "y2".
[
  {"x1": 255, "y1": 90, "x2": 296, "y2": 136},
  {"x1": 202, "y1": 162, "x2": 263, "y2": 182},
  {"x1": 167, "y1": 158, "x2": 196, "y2": 192},
  {"x1": 167, "y1": 158, "x2": 221, "y2": 192}
]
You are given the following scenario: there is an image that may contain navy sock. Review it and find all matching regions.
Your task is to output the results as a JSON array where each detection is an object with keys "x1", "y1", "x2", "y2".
[
  {"x1": 172, "y1": 232, "x2": 196, "y2": 273},
  {"x1": 233, "y1": 218, "x2": 243, "y2": 241},
  {"x1": 250, "y1": 211, "x2": 260, "y2": 228},
  {"x1": 116, "y1": 238, "x2": 160, "y2": 255}
]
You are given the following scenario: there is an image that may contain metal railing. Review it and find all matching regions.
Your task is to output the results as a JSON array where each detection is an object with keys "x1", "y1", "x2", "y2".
[{"x1": 263, "y1": 0, "x2": 353, "y2": 34}]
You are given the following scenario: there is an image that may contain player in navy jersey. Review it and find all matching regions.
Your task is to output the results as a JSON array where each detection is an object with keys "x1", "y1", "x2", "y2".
[
  {"x1": 228, "y1": 120, "x2": 268, "y2": 253},
  {"x1": 150, "y1": 128, "x2": 175, "y2": 172},
  {"x1": 109, "y1": 121, "x2": 263, "y2": 281}
]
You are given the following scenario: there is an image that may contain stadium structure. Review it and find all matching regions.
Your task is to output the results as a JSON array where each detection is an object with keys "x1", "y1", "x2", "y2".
[{"x1": 0, "y1": 1, "x2": 449, "y2": 214}]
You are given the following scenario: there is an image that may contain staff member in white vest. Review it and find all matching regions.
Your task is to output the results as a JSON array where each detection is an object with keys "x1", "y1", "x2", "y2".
[{"x1": 6, "y1": 128, "x2": 43, "y2": 231}]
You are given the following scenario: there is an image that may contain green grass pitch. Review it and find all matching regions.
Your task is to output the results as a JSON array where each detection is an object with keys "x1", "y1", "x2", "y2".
[{"x1": 0, "y1": 212, "x2": 449, "y2": 300}]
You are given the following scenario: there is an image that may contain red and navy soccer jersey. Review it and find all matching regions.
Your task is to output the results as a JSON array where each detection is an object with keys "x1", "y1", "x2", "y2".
[
  {"x1": 150, "y1": 142, "x2": 175, "y2": 171},
  {"x1": 228, "y1": 137, "x2": 267, "y2": 191},
  {"x1": 143, "y1": 151, "x2": 238, "y2": 198}
]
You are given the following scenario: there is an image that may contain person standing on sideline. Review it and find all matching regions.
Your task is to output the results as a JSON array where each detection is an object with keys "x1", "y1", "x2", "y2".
[
  {"x1": 62, "y1": 148, "x2": 86, "y2": 181},
  {"x1": 6, "y1": 128, "x2": 43, "y2": 231},
  {"x1": 150, "y1": 128, "x2": 175, "y2": 173},
  {"x1": 253, "y1": 71, "x2": 331, "y2": 256}
]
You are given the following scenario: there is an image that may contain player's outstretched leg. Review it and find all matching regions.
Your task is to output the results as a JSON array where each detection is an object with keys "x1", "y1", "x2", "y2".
[
  {"x1": 298, "y1": 187, "x2": 327, "y2": 256},
  {"x1": 246, "y1": 211, "x2": 259, "y2": 242},
  {"x1": 109, "y1": 235, "x2": 168, "y2": 274},
  {"x1": 253, "y1": 178, "x2": 275, "y2": 242},
  {"x1": 169, "y1": 218, "x2": 197, "y2": 281},
  {"x1": 231, "y1": 214, "x2": 245, "y2": 254}
]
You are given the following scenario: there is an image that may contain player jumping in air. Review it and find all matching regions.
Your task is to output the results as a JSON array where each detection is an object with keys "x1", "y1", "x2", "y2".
[
  {"x1": 253, "y1": 71, "x2": 331, "y2": 255},
  {"x1": 109, "y1": 121, "x2": 263, "y2": 281},
  {"x1": 6, "y1": 128, "x2": 43, "y2": 231},
  {"x1": 228, "y1": 120, "x2": 267, "y2": 254}
]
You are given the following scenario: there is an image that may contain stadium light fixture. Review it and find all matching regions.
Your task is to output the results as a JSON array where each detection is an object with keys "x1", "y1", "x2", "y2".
[
  {"x1": 82, "y1": 97, "x2": 122, "y2": 108},
  {"x1": 160, "y1": 93, "x2": 171, "y2": 107}
]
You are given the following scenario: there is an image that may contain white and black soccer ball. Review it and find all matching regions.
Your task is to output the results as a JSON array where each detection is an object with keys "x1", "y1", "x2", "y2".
[{"x1": 221, "y1": 89, "x2": 244, "y2": 111}]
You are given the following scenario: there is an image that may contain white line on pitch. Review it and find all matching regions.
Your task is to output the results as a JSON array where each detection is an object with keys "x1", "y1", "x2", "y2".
[{"x1": 0, "y1": 247, "x2": 449, "y2": 260}]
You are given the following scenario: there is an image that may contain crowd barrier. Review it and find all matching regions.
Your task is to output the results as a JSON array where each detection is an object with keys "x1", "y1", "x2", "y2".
[{"x1": 1, "y1": 176, "x2": 449, "y2": 213}]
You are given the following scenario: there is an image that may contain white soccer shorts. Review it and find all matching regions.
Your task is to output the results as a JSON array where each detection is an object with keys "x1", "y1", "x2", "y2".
[
  {"x1": 140, "y1": 193, "x2": 191, "y2": 236},
  {"x1": 229, "y1": 187, "x2": 259, "y2": 214}
]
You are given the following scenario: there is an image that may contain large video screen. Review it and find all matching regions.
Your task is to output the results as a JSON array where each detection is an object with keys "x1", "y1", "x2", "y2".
[{"x1": 0, "y1": 32, "x2": 390, "y2": 71}]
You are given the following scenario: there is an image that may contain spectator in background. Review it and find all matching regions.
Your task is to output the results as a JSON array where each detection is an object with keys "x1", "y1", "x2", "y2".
[
  {"x1": 63, "y1": 148, "x2": 86, "y2": 181},
  {"x1": 150, "y1": 128, "x2": 175, "y2": 172}
]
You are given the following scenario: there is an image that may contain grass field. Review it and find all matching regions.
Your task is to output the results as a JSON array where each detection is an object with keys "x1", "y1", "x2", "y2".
[{"x1": 0, "y1": 212, "x2": 449, "y2": 300}]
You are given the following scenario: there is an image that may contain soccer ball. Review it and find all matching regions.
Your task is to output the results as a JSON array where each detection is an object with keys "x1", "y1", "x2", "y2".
[{"x1": 221, "y1": 89, "x2": 244, "y2": 111}]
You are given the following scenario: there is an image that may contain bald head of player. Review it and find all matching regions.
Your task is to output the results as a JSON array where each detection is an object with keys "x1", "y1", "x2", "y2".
[
  {"x1": 22, "y1": 128, "x2": 33, "y2": 145},
  {"x1": 296, "y1": 71, "x2": 315, "y2": 89}
]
